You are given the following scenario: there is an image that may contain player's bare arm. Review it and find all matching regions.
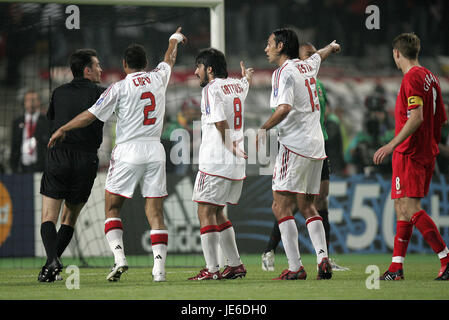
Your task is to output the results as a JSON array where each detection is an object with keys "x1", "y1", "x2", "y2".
[
  {"x1": 256, "y1": 104, "x2": 292, "y2": 151},
  {"x1": 317, "y1": 40, "x2": 341, "y2": 61},
  {"x1": 261, "y1": 104, "x2": 292, "y2": 131},
  {"x1": 240, "y1": 61, "x2": 254, "y2": 85},
  {"x1": 215, "y1": 120, "x2": 248, "y2": 159},
  {"x1": 48, "y1": 110, "x2": 97, "y2": 148},
  {"x1": 373, "y1": 105, "x2": 424, "y2": 165},
  {"x1": 164, "y1": 27, "x2": 187, "y2": 68}
]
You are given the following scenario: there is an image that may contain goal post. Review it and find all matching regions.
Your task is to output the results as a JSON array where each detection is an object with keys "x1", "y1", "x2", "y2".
[{"x1": 4, "y1": 0, "x2": 226, "y2": 53}]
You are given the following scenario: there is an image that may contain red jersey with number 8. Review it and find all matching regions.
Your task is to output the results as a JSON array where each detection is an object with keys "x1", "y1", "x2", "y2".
[{"x1": 394, "y1": 66, "x2": 447, "y2": 162}]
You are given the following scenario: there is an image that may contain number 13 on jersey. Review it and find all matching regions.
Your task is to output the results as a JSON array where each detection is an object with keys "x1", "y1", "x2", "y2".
[{"x1": 305, "y1": 78, "x2": 320, "y2": 112}]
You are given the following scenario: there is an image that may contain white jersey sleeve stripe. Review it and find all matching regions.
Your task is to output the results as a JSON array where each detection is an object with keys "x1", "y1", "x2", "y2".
[{"x1": 273, "y1": 64, "x2": 288, "y2": 97}]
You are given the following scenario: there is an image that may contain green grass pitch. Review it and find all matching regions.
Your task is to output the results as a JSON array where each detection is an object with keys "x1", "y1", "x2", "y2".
[{"x1": 1, "y1": 254, "x2": 448, "y2": 300}]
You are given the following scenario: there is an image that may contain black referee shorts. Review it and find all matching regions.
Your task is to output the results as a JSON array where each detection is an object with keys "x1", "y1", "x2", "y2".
[
  {"x1": 321, "y1": 157, "x2": 330, "y2": 181},
  {"x1": 40, "y1": 147, "x2": 99, "y2": 204},
  {"x1": 321, "y1": 141, "x2": 330, "y2": 181}
]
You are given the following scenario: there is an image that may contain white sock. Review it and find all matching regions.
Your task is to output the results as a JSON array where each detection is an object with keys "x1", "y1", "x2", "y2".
[
  {"x1": 151, "y1": 230, "x2": 168, "y2": 275},
  {"x1": 438, "y1": 247, "x2": 449, "y2": 259},
  {"x1": 219, "y1": 222, "x2": 242, "y2": 267},
  {"x1": 278, "y1": 216, "x2": 302, "y2": 272},
  {"x1": 104, "y1": 218, "x2": 126, "y2": 265},
  {"x1": 200, "y1": 225, "x2": 220, "y2": 273},
  {"x1": 306, "y1": 216, "x2": 328, "y2": 263}
]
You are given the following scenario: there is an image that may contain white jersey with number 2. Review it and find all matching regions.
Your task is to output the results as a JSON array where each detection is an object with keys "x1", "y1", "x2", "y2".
[
  {"x1": 199, "y1": 77, "x2": 249, "y2": 180},
  {"x1": 270, "y1": 53, "x2": 326, "y2": 159},
  {"x1": 88, "y1": 61, "x2": 171, "y2": 163}
]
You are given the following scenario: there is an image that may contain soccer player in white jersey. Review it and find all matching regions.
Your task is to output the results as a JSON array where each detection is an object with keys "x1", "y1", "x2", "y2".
[
  {"x1": 257, "y1": 28, "x2": 340, "y2": 280},
  {"x1": 48, "y1": 27, "x2": 187, "y2": 282},
  {"x1": 188, "y1": 48, "x2": 254, "y2": 280}
]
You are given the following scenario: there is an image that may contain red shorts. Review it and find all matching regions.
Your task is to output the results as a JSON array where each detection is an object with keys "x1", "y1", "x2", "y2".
[{"x1": 391, "y1": 151, "x2": 435, "y2": 199}]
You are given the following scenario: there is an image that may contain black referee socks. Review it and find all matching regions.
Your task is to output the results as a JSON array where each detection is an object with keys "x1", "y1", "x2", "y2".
[
  {"x1": 57, "y1": 224, "x2": 75, "y2": 258},
  {"x1": 40, "y1": 221, "x2": 58, "y2": 265}
]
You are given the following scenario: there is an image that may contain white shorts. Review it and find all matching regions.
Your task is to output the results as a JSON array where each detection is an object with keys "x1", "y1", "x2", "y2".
[
  {"x1": 192, "y1": 171, "x2": 243, "y2": 207},
  {"x1": 105, "y1": 158, "x2": 167, "y2": 199},
  {"x1": 272, "y1": 144, "x2": 323, "y2": 195}
]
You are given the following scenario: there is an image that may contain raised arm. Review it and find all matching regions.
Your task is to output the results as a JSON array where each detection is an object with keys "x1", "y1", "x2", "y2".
[
  {"x1": 316, "y1": 40, "x2": 341, "y2": 61},
  {"x1": 164, "y1": 27, "x2": 187, "y2": 68},
  {"x1": 240, "y1": 61, "x2": 254, "y2": 85}
]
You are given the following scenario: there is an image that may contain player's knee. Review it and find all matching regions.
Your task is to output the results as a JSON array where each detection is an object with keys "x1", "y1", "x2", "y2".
[
  {"x1": 394, "y1": 199, "x2": 420, "y2": 221},
  {"x1": 297, "y1": 202, "x2": 316, "y2": 219},
  {"x1": 271, "y1": 201, "x2": 281, "y2": 216},
  {"x1": 314, "y1": 196, "x2": 327, "y2": 211},
  {"x1": 60, "y1": 213, "x2": 78, "y2": 226}
]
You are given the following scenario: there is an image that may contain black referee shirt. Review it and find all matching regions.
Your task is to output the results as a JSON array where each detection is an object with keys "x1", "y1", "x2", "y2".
[{"x1": 47, "y1": 77, "x2": 106, "y2": 153}]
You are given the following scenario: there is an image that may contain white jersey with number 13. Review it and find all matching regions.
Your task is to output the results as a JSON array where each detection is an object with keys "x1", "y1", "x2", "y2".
[{"x1": 270, "y1": 53, "x2": 326, "y2": 159}]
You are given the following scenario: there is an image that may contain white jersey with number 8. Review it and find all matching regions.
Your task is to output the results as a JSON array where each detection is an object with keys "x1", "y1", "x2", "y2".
[
  {"x1": 270, "y1": 53, "x2": 326, "y2": 159},
  {"x1": 198, "y1": 77, "x2": 249, "y2": 180}
]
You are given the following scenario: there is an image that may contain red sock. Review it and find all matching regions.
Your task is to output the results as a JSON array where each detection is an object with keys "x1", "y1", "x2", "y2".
[
  {"x1": 389, "y1": 220, "x2": 413, "y2": 272},
  {"x1": 411, "y1": 210, "x2": 448, "y2": 266}
]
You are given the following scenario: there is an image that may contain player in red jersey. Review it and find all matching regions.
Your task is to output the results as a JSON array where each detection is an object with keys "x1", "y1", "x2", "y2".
[{"x1": 373, "y1": 33, "x2": 449, "y2": 280}]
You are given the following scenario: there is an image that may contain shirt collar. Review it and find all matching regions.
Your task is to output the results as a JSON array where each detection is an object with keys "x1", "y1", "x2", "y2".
[
  {"x1": 71, "y1": 77, "x2": 94, "y2": 83},
  {"x1": 25, "y1": 111, "x2": 40, "y2": 122}
]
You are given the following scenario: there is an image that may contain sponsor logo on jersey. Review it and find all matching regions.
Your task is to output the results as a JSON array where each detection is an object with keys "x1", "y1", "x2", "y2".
[{"x1": 95, "y1": 97, "x2": 104, "y2": 105}]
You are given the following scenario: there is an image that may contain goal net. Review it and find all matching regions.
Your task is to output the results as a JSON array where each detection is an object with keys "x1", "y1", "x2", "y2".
[{"x1": 0, "y1": 0, "x2": 226, "y2": 269}]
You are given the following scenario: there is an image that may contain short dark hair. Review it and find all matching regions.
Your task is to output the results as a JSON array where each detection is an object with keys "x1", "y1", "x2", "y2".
[
  {"x1": 195, "y1": 48, "x2": 228, "y2": 79},
  {"x1": 299, "y1": 42, "x2": 317, "y2": 59},
  {"x1": 392, "y1": 33, "x2": 420, "y2": 60},
  {"x1": 272, "y1": 28, "x2": 299, "y2": 59},
  {"x1": 69, "y1": 49, "x2": 98, "y2": 78},
  {"x1": 124, "y1": 44, "x2": 147, "y2": 70}
]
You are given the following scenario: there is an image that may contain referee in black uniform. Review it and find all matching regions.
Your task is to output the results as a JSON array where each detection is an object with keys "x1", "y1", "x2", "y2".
[{"x1": 38, "y1": 49, "x2": 105, "y2": 282}]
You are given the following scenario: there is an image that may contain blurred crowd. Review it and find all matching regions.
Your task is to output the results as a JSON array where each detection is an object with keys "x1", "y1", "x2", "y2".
[{"x1": 1, "y1": 1, "x2": 448, "y2": 77}]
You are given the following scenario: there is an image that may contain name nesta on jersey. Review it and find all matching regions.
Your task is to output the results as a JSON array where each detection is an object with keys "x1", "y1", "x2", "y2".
[{"x1": 296, "y1": 63, "x2": 313, "y2": 74}]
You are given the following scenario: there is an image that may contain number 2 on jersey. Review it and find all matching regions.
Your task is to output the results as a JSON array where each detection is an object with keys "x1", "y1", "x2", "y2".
[
  {"x1": 233, "y1": 97, "x2": 242, "y2": 130},
  {"x1": 141, "y1": 91, "x2": 156, "y2": 125},
  {"x1": 305, "y1": 78, "x2": 320, "y2": 112}
]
